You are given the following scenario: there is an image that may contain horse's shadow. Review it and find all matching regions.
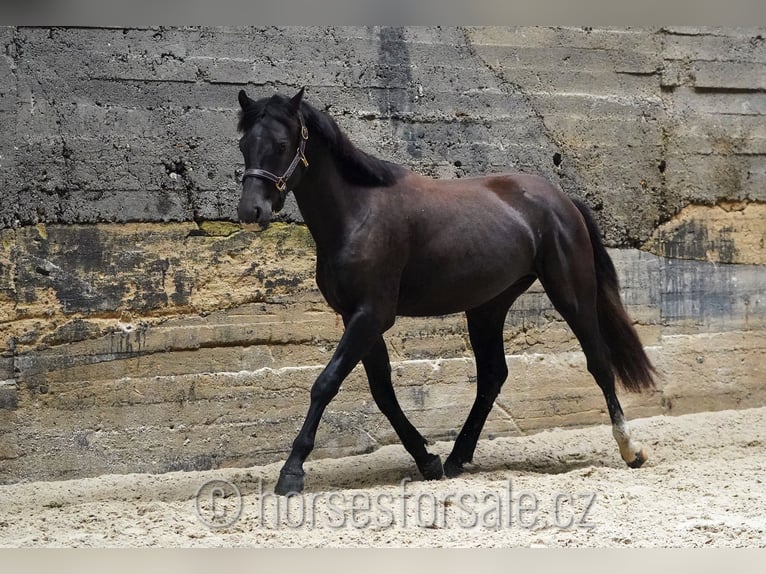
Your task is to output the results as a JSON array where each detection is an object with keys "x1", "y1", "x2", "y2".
[{"x1": 234, "y1": 442, "x2": 624, "y2": 496}]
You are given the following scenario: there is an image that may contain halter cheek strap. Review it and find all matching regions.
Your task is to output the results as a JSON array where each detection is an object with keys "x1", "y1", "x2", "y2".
[{"x1": 241, "y1": 113, "x2": 309, "y2": 194}]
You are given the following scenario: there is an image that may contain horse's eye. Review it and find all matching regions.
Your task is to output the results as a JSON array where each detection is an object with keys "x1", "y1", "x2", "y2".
[{"x1": 278, "y1": 141, "x2": 288, "y2": 153}]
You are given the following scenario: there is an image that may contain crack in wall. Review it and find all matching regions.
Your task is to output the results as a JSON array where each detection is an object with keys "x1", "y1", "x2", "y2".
[{"x1": 458, "y1": 26, "x2": 588, "y2": 199}]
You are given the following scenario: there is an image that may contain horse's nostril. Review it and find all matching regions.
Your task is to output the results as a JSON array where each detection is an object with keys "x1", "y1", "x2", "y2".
[{"x1": 254, "y1": 207, "x2": 262, "y2": 222}]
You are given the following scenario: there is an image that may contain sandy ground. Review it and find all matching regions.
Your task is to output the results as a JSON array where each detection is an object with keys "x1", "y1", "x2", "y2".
[{"x1": 1, "y1": 406, "x2": 765, "y2": 548}]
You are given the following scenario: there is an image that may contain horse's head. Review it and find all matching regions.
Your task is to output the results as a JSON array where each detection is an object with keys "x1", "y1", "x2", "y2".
[{"x1": 236, "y1": 88, "x2": 309, "y2": 228}]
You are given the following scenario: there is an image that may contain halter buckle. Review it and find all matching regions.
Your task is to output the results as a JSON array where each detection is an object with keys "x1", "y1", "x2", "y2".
[
  {"x1": 301, "y1": 125, "x2": 309, "y2": 140},
  {"x1": 275, "y1": 178, "x2": 287, "y2": 192}
]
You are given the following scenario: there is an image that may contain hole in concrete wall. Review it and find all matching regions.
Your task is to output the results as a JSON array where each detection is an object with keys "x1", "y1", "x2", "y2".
[
  {"x1": 453, "y1": 160, "x2": 462, "y2": 168},
  {"x1": 658, "y1": 160, "x2": 667, "y2": 174},
  {"x1": 163, "y1": 160, "x2": 188, "y2": 177},
  {"x1": 553, "y1": 152, "x2": 563, "y2": 167}
]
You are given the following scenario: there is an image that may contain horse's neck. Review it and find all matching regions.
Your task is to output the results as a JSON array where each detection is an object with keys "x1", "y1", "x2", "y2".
[{"x1": 293, "y1": 149, "x2": 358, "y2": 253}]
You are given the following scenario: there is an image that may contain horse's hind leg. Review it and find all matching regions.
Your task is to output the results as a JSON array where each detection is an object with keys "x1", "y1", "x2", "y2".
[
  {"x1": 536, "y1": 257, "x2": 647, "y2": 468},
  {"x1": 444, "y1": 277, "x2": 535, "y2": 478},
  {"x1": 363, "y1": 337, "x2": 443, "y2": 480}
]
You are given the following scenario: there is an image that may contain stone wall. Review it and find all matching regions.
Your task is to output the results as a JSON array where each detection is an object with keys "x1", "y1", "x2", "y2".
[{"x1": 1, "y1": 26, "x2": 764, "y2": 483}]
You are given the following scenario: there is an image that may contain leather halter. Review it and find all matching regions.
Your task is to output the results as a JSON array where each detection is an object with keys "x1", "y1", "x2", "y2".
[{"x1": 241, "y1": 112, "x2": 309, "y2": 194}]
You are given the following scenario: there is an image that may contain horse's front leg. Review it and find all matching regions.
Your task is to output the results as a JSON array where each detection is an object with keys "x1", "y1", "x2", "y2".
[{"x1": 275, "y1": 308, "x2": 386, "y2": 495}]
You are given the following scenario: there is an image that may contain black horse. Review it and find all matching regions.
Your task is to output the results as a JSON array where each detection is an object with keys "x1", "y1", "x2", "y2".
[{"x1": 236, "y1": 88, "x2": 656, "y2": 495}]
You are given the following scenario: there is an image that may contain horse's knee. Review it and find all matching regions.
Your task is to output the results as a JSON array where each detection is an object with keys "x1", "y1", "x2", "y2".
[{"x1": 310, "y1": 371, "x2": 341, "y2": 403}]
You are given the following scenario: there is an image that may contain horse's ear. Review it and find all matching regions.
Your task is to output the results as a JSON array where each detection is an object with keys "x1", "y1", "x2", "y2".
[
  {"x1": 238, "y1": 89, "x2": 252, "y2": 110},
  {"x1": 288, "y1": 87, "x2": 305, "y2": 113}
]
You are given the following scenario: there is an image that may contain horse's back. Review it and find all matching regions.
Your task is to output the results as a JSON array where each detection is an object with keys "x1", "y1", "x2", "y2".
[{"x1": 404, "y1": 171, "x2": 583, "y2": 248}]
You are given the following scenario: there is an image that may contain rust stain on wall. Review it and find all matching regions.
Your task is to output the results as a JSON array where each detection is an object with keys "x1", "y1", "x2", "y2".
[
  {"x1": 0, "y1": 222, "x2": 316, "y2": 354},
  {"x1": 642, "y1": 201, "x2": 766, "y2": 265}
]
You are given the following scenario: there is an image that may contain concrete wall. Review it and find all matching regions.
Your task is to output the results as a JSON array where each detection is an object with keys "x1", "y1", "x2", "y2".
[{"x1": 1, "y1": 26, "x2": 764, "y2": 483}]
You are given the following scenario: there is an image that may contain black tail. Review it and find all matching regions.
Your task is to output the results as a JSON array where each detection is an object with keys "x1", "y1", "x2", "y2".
[{"x1": 572, "y1": 199, "x2": 656, "y2": 392}]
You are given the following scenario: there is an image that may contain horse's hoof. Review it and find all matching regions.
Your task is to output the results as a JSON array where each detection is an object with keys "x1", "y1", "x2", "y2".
[
  {"x1": 419, "y1": 454, "x2": 444, "y2": 480},
  {"x1": 627, "y1": 449, "x2": 648, "y2": 469},
  {"x1": 443, "y1": 459, "x2": 464, "y2": 478},
  {"x1": 275, "y1": 470, "x2": 305, "y2": 495}
]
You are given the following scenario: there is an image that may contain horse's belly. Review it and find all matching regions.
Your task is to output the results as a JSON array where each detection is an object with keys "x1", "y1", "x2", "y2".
[{"x1": 396, "y1": 260, "x2": 532, "y2": 316}]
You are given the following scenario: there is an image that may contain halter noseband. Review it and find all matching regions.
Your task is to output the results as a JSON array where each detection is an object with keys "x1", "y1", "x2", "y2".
[{"x1": 241, "y1": 112, "x2": 309, "y2": 194}]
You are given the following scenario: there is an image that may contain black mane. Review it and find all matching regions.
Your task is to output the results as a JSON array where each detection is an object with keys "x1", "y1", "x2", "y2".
[{"x1": 238, "y1": 94, "x2": 404, "y2": 188}]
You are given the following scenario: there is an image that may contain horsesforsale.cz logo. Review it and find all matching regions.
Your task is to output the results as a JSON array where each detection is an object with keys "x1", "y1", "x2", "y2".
[
  {"x1": 194, "y1": 478, "x2": 243, "y2": 529},
  {"x1": 193, "y1": 477, "x2": 597, "y2": 531}
]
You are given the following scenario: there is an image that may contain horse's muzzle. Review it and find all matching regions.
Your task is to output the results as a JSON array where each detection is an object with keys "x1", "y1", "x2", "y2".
[
  {"x1": 238, "y1": 206, "x2": 272, "y2": 230},
  {"x1": 237, "y1": 186, "x2": 273, "y2": 228}
]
